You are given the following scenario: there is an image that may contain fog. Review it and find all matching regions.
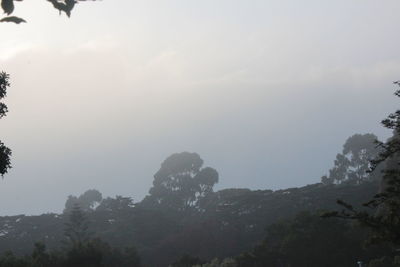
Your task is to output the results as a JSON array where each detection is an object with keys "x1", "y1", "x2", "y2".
[{"x1": 0, "y1": 0, "x2": 399, "y2": 215}]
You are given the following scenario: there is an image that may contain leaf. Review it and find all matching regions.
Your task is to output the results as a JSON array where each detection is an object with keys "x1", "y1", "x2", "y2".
[
  {"x1": 47, "y1": 0, "x2": 76, "y2": 17},
  {"x1": 0, "y1": 16, "x2": 26, "y2": 23},
  {"x1": 1, "y1": 0, "x2": 14, "y2": 15}
]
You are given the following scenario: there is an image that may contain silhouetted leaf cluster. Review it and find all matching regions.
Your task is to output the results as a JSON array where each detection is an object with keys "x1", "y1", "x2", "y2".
[
  {"x1": 0, "y1": 0, "x2": 98, "y2": 24},
  {"x1": 0, "y1": 72, "x2": 11, "y2": 177}
]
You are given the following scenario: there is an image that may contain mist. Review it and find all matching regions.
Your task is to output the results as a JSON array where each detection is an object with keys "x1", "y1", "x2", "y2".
[{"x1": 0, "y1": 0, "x2": 399, "y2": 216}]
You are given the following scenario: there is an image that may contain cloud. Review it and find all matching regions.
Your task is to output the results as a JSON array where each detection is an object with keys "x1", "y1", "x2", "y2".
[{"x1": 0, "y1": 42, "x2": 35, "y2": 61}]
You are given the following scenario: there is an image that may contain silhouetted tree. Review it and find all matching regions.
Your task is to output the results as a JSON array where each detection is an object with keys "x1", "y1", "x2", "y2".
[
  {"x1": 0, "y1": 72, "x2": 11, "y2": 177},
  {"x1": 31, "y1": 242, "x2": 51, "y2": 267},
  {"x1": 64, "y1": 204, "x2": 91, "y2": 248},
  {"x1": 145, "y1": 152, "x2": 219, "y2": 211},
  {"x1": 321, "y1": 133, "x2": 381, "y2": 185}
]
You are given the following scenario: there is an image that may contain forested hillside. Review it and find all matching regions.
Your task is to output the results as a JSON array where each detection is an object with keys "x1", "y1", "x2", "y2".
[
  {"x1": 0, "y1": 131, "x2": 391, "y2": 266},
  {"x1": 0, "y1": 179, "x2": 379, "y2": 266}
]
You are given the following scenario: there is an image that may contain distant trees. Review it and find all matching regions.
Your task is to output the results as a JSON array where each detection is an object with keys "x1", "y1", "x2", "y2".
[
  {"x1": 63, "y1": 202, "x2": 142, "y2": 267},
  {"x1": 170, "y1": 254, "x2": 205, "y2": 267},
  {"x1": 235, "y1": 211, "x2": 385, "y2": 267},
  {"x1": 0, "y1": 201, "x2": 142, "y2": 267},
  {"x1": 321, "y1": 133, "x2": 381, "y2": 185},
  {"x1": 64, "y1": 204, "x2": 92, "y2": 248},
  {"x1": 64, "y1": 190, "x2": 135, "y2": 214},
  {"x1": 64, "y1": 189, "x2": 102, "y2": 213},
  {"x1": 0, "y1": 72, "x2": 11, "y2": 177},
  {"x1": 96, "y1": 195, "x2": 134, "y2": 213},
  {"x1": 62, "y1": 204, "x2": 142, "y2": 267},
  {"x1": 194, "y1": 258, "x2": 237, "y2": 267},
  {"x1": 144, "y1": 152, "x2": 219, "y2": 211}
]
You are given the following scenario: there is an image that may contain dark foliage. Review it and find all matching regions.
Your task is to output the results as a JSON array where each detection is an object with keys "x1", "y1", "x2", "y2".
[
  {"x1": 235, "y1": 211, "x2": 389, "y2": 267},
  {"x1": 143, "y1": 152, "x2": 219, "y2": 212},
  {"x1": 64, "y1": 205, "x2": 92, "y2": 248},
  {"x1": 171, "y1": 254, "x2": 205, "y2": 267},
  {"x1": 0, "y1": 0, "x2": 98, "y2": 24},
  {"x1": 321, "y1": 133, "x2": 382, "y2": 185},
  {"x1": 0, "y1": 151, "x2": 387, "y2": 266},
  {"x1": 0, "y1": 204, "x2": 143, "y2": 267},
  {"x1": 64, "y1": 189, "x2": 102, "y2": 214},
  {"x1": 0, "y1": 180, "x2": 379, "y2": 266},
  {"x1": 0, "y1": 72, "x2": 11, "y2": 177}
]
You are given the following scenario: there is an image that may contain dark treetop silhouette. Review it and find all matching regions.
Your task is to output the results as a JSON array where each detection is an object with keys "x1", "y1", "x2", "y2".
[
  {"x1": 143, "y1": 152, "x2": 219, "y2": 212},
  {"x1": 321, "y1": 133, "x2": 382, "y2": 185}
]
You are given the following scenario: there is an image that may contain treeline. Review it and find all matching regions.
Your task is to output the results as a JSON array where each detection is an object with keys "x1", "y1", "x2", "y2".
[
  {"x1": 0, "y1": 147, "x2": 389, "y2": 267},
  {"x1": 0, "y1": 173, "x2": 380, "y2": 266},
  {"x1": 0, "y1": 205, "x2": 141, "y2": 267},
  {"x1": 0, "y1": 240, "x2": 140, "y2": 267}
]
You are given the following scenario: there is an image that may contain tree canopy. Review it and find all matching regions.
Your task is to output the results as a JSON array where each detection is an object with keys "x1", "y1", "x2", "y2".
[
  {"x1": 64, "y1": 189, "x2": 102, "y2": 213},
  {"x1": 321, "y1": 133, "x2": 381, "y2": 185},
  {"x1": 144, "y1": 152, "x2": 219, "y2": 211}
]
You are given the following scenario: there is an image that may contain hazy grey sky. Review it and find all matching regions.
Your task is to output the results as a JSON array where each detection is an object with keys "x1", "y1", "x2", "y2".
[{"x1": 0, "y1": 0, "x2": 399, "y2": 215}]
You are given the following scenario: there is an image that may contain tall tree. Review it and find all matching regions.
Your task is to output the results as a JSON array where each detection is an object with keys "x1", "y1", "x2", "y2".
[
  {"x1": 64, "y1": 204, "x2": 92, "y2": 248},
  {"x1": 321, "y1": 133, "x2": 381, "y2": 185},
  {"x1": 145, "y1": 152, "x2": 219, "y2": 211},
  {"x1": 0, "y1": 72, "x2": 11, "y2": 177}
]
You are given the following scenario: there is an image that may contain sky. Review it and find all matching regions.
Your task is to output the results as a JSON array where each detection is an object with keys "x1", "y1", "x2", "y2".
[{"x1": 0, "y1": 0, "x2": 399, "y2": 215}]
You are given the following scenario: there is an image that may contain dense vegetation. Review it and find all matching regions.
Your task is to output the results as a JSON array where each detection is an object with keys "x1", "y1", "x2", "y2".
[{"x1": 0, "y1": 171, "x2": 382, "y2": 266}]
